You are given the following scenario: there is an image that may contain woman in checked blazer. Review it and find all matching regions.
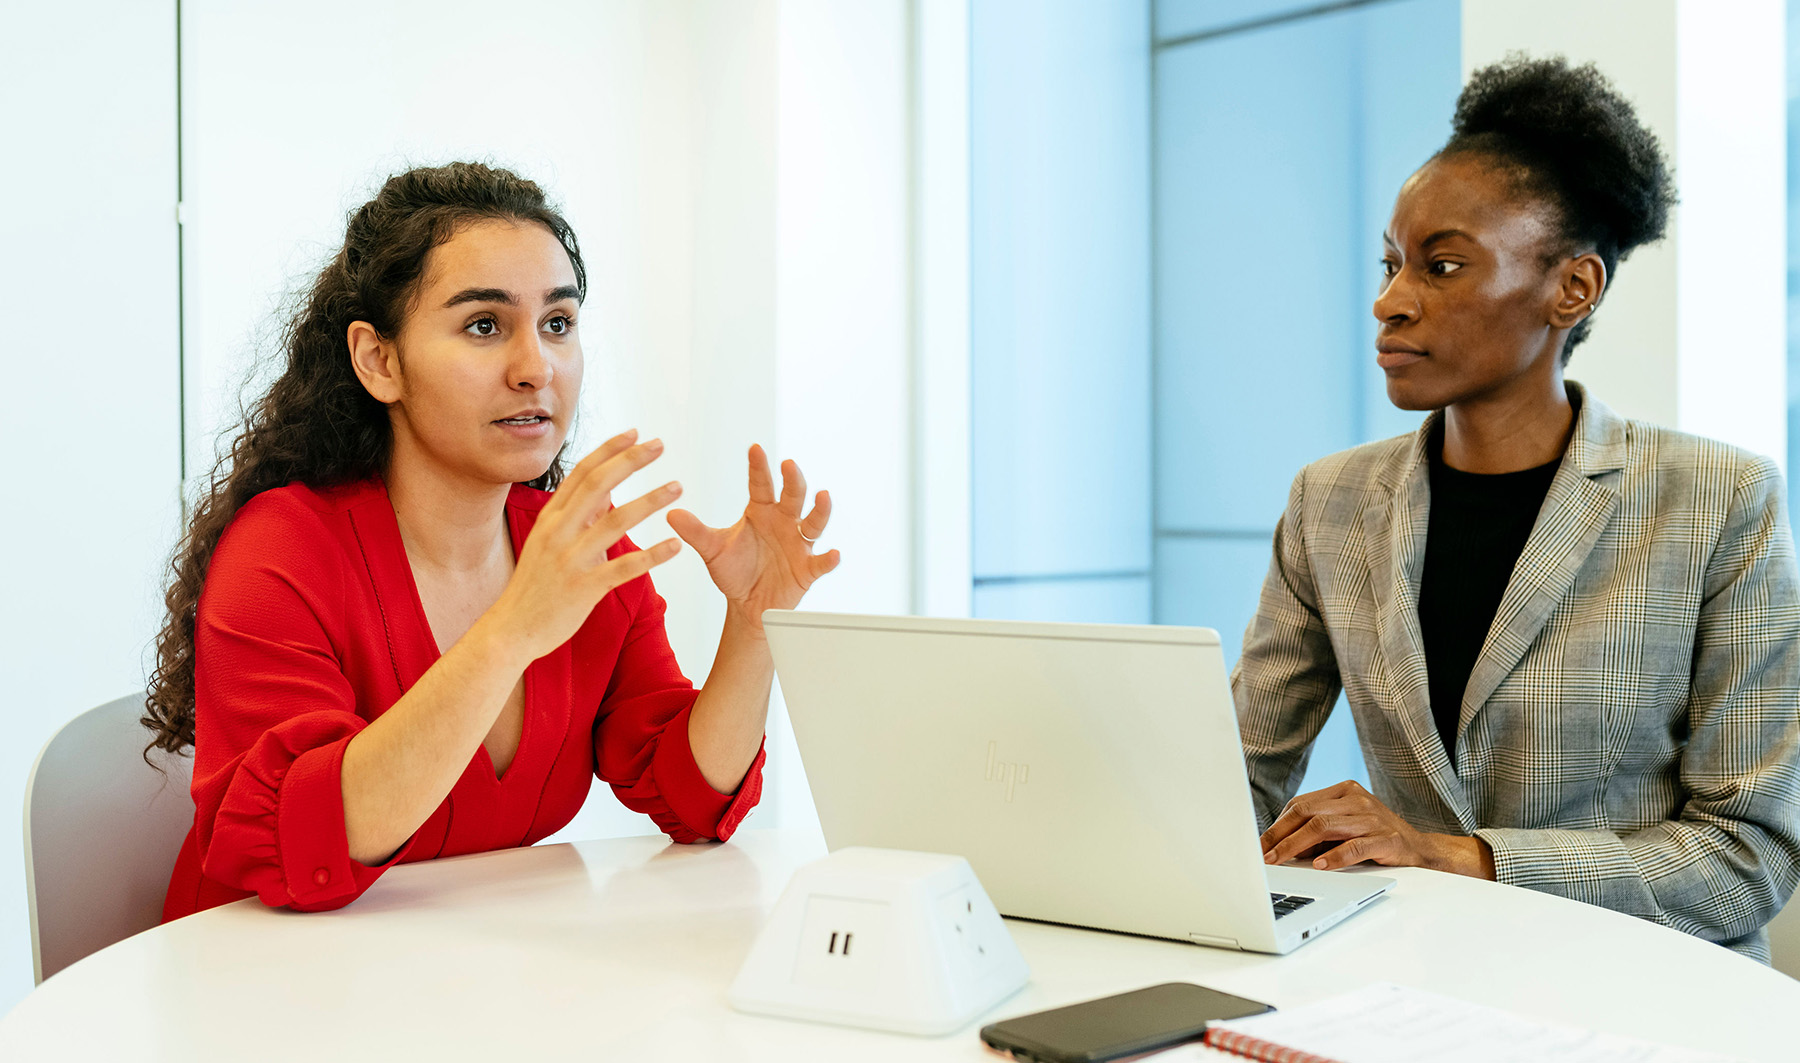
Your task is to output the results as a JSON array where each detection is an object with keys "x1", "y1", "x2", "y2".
[{"x1": 1240, "y1": 58, "x2": 1800, "y2": 960}]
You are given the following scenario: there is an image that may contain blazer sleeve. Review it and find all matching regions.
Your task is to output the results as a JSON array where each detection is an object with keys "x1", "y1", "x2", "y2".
[
  {"x1": 1233, "y1": 469, "x2": 1347, "y2": 830},
  {"x1": 190, "y1": 499, "x2": 412, "y2": 913},
  {"x1": 593, "y1": 553, "x2": 764, "y2": 844},
  {"x1": 1476, "y1": 456, "x2": 1800, "y2": 950}
]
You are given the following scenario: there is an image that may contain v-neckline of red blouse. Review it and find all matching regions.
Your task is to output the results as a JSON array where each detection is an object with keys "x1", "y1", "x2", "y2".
[{"x1": 355, "y1": 479, "x2": 559, "y2": 790}]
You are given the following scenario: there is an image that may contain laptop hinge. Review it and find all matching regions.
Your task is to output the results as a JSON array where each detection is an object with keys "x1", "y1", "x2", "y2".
[{"x1": 1187, "y1": 932, "x2": 1241, "y2": 949}]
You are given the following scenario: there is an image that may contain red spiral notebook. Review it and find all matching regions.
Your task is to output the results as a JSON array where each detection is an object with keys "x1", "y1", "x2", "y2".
[
  {"x1": 1202, "y1": 1023, "x2": 1341, "y2": 1063},
  {"x1": 1194, "y1": 982, "x2": 1736, "y2": 1063}
]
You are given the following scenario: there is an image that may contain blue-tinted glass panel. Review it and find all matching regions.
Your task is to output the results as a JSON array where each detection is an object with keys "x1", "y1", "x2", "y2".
[
  {"x1": 1156, "y1": 0, "x2": 1335, "y2": 42},
  {"x1": 1789, "y1": 0, "x2": 1800, "y2": 527},
  {"x1": 1295, "y1": 699, "x2": 1371, "y2": 793},
  {"x1": 1153, "y1": 536, "x2": 1270, "y2": 662},
  {"x1": 1155, "y1": 12, "x2": 1361, "y2": 533},
  {"x1": 1154, "y1": 537, "x2": 1367, "y2": 792},
  {"x1": 1356, "y1": 0, "x2": 1459, "y2": 443},
  {"x1": 974, "y1": 576, "x2": 1153, "y2": 625},
  {"x1": 971, "y1": 0, "x2": 1152, "y2": 580}
]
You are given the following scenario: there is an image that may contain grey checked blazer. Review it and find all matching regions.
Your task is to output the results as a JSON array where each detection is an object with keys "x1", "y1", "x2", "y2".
[{"x1": 1233, "y1": 382, "x2": 1800, "y2": 960}]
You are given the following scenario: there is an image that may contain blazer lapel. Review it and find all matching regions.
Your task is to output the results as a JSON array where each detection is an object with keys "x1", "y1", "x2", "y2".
[
  {"x1": 1366, "y1": 414, "x2": 1474, "y2": 829},
  {"x1": 1457, "y1": 383, "x2": 1626, "y2": 742}
]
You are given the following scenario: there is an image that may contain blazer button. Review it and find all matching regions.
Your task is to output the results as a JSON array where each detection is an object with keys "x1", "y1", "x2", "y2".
[{"x1": 314, "y1": 868, "x2": 330, "y2": 887}]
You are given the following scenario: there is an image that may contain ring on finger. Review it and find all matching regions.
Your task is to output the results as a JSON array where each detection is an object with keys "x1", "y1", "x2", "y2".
[{"x1": 798, "y1": 523, "x2": 819, "y2": 543}]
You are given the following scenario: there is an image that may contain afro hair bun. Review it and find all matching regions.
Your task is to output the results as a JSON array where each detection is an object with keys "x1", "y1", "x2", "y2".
[{"x1": 1447, "y1": 54, "x2": 1675, "y2": 270}]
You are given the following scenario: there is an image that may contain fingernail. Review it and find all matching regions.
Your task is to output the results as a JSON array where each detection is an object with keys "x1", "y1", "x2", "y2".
[
  {"x1": 644, "y1": 438, "x2": 663, "y2": 452},
  {"x1": 665, "y1": 481, "x2": 682, "y2": 495},
  {"x1": 1313, "y1": 858, "x2": 1327, "y2": 869},
  {"x1": 1263, "y1": 852, "x2": 1275, "y2": 864}
]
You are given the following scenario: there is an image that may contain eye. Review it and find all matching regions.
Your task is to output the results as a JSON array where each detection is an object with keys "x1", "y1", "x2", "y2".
[
  {"x1": 1380, "y1": 259, "x2": 1398, "y2": 279},
  {"x1": 543, "y1": 314, "x2": 575, "y2": 336},
  {"x1": 465, "y1": 316, "x2": 499, "y2": 337},
  {"x1": 1429, "y1": 260, "x2": 1464, "y2": 276}
]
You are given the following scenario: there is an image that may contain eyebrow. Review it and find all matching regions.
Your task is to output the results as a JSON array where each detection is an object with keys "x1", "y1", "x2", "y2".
[
  {"x1": 442, "y1": 285, "x2": 582, "y2": 309},
  {"x1": 1383, "y1": 229, "x2": 1476, "y2": 251},
  {"x1": 443, "y1": 287, "x2": 515, "y2": 308},
  {"x1": 1420, "y1": 229, "x2": 1475, "y2": 249}
]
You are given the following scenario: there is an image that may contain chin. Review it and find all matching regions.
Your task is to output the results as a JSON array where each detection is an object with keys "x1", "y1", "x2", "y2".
[
  {"x1": 517, "y1": 438, "x2": 571, "y2": 482},
  {"x1": 1384, "y1": 376, "x2": 1451, "y2": 414},
  {"x1": 488, "y1": 451, "x2": 563, "y2": 486}
]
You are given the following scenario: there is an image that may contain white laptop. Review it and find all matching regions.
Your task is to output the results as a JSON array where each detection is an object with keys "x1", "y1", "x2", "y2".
[{"x1": 762, "y1": 610, "x2": 1394, "y2": 955}]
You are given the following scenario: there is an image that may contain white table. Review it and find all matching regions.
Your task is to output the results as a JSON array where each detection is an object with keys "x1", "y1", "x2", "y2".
[{"x1": 2, "y1": 828, "x2": 1793, "y2": 1060}]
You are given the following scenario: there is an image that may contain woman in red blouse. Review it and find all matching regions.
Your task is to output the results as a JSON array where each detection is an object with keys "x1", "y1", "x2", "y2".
[{"x1": 145, "y1": 162, "x2": 839, "y2": 919}]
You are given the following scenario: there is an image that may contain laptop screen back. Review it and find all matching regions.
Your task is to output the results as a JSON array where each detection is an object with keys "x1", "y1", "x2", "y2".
[{"x1": 763, "y1": 610, "x2": 1275, "y2": 946}]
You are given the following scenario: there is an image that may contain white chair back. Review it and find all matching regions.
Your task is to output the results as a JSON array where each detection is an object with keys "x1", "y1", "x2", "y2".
[{"x1": 23, "y1": 692, "x2": 194, "y2": 983}]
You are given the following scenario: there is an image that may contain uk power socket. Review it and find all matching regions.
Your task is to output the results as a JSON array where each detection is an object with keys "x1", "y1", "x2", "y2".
[
  {"x1": 938, "y1": 885, "x2": 998, "y2": 964},
  {"x1": 729, "y1": 848, "x2": 1030, "y2": 1035}
]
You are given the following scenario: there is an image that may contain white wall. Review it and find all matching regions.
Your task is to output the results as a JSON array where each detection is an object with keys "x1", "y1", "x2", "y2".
[
  {"x1": 0, "y1": 0, "x2": 181, "y2": 1016},
  {"x1": 1463, "y1": 0, "x2": 1787, "y2": 466},
  {"x1": 914, "y1": 0, "x2": 975, "y2": 619},
  {"x1": 1672, "y1": 1, "x2": 1787, "y2": 465},
  {"x1": 774, "y1": 0, "x2": 913, "y2": 619},
  {"x1": 768, "y1": 0, "x2": 916, "y2": 828}
]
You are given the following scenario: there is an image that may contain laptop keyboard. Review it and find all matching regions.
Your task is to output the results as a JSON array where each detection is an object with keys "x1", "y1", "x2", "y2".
[{"x1": 1269, "y1": 892, "x2": 1316, "y2": 919}]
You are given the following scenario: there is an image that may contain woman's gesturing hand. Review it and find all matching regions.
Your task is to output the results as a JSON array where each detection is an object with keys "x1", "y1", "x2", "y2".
[
  {"x1": 1260, "y1": 780, "x2": 1496, "y2": 879},
  {"x1": 666, "y1": 444, "x2": 840, "y2": 621},
  {"x1": 486, "y1": 428, "x2": 683, "y2": 662}
]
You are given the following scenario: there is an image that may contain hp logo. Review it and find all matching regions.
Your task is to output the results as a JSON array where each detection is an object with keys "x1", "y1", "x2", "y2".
[{"x1": 984, "y1": 741, "x2": 1029, "y2": 802}]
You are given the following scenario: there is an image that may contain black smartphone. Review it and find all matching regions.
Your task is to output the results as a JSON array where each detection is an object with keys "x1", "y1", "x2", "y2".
[{"x1": 978, "y1": 982, "x2": 1273, "y2": 1063}]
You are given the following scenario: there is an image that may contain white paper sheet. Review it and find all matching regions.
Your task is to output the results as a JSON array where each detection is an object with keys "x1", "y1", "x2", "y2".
[{"x1": 1182, "y1": 982, "x2": 1742, "y2": 1063}]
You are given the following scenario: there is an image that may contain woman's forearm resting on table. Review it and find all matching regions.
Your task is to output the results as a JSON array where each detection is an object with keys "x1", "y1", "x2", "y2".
[
  {"x1": 1426, "y1": 832, "x2": 1496, "y2": 880},
  {"x1": 687, "y1": 603, "x2": 775, "y2": 795},
  {"x1": 339, "y1": 615, "x2": 531, "y2": 865},
  {"x1": 1475, "y1": 816, "x2": 1800, "y2": 948}
]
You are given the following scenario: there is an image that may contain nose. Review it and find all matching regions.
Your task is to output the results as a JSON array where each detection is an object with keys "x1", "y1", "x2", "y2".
[
  {"x1": 1372, "y1": 267, "x2": 1420, "y2": 326},
  {"x1": 508, "y1": 331, "x2": 553, "y2": 391}
]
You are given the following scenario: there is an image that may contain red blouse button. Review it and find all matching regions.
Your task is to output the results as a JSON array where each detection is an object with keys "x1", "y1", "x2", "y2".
[{"x1": 313, "y1": 868, "x2": 330, "y2": 887}]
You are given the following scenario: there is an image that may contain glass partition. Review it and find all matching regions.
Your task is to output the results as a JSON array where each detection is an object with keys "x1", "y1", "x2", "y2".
[{"x1": 973, "y1": 0, "x2": 1460, "y2": 792}]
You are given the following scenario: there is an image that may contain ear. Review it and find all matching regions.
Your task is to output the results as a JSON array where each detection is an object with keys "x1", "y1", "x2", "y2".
[
  {"x1": 347, "y1": 320, "x2": 403, "y2": 404},
  {"x1": 1549, "y1": 252, "x2": 1607, "y2": 330}
]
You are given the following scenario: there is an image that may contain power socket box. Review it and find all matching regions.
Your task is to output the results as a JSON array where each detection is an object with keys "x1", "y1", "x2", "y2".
[{"x1": 728, "y1": 847, "x2": 1029, "y2": 1035}]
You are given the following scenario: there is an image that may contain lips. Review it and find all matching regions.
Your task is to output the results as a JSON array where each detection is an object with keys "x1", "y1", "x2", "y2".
[
  {"x1": 492, "y1": 408, "x2": 554, "y2": 439},
  {"x1": 1376, "y1": 344, "x2": 1426, "y2": 370}
]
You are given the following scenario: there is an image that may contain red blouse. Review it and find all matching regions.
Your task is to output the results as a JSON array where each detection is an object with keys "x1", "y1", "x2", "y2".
[{"x1": 162, "y1": 477, "x2": 763, "y2": 921}]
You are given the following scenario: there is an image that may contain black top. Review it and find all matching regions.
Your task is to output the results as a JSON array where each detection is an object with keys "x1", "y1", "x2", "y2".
[{"x1": 1417, "y1": 433, "x2": 1561, "y2": 762}]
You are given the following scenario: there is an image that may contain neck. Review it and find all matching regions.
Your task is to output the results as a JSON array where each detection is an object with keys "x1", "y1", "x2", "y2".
[
  {"x1": 1441, "y1": 369, "x2": 1575, "y2": 474},
  {"x1": 383, "y1": 434, "x2": 514, "y2": 573}
]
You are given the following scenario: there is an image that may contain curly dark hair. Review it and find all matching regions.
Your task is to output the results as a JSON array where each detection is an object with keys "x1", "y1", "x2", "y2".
[
  {"x1": 142, "y1": 161, "x2": 585, "y2": 758},
  {"x1": 1439, "y1": 54, "x2": 1676, "y2": 359}
]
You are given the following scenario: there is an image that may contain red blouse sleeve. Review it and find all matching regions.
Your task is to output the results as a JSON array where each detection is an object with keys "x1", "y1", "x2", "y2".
[
  {"x1": 594, "y1": 547, "x2": 765, "y2": 843},
  {"x1": 190, "y1": 495, "x2": 411, "y2": 912}
]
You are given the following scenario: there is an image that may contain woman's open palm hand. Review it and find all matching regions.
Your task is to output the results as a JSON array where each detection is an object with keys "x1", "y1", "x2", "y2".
[{"x1": 667, "y1": 445, "x2": 840, "y2": 616}]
